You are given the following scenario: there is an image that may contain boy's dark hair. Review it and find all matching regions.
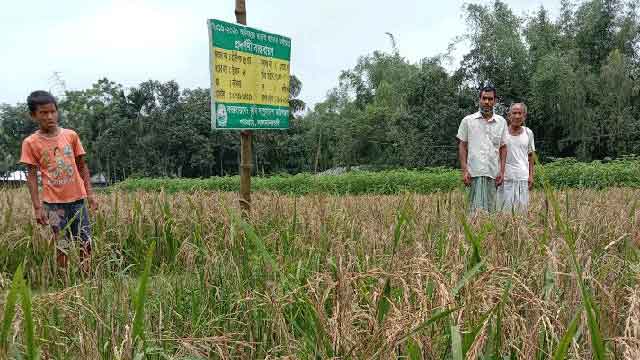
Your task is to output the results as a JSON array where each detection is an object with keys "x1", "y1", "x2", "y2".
[
  {"x1": 479, "y1": 84, "x2": 497, "y2": 99},
  {"x1": 27, "y1": 90, "x2": 58, "y2": 113}
]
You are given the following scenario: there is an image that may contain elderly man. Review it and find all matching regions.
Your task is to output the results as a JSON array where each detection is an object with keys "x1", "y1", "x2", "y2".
[
  {"x1": 497, "y1": 102, "x2": 535, "y2": 213},
  {"x1": 456, "y1": 85, "x2": 507, "y2": 213}
]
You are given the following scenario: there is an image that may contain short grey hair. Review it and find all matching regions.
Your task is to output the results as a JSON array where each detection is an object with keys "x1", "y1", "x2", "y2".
[{"x1": 509, "y1": 102, "x2": 527, "y2": 115}]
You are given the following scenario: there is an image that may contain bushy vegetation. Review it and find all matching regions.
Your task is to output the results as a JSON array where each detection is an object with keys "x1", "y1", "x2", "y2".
[{"x1": 113, "y1": 158, "x2": 640, "y2": 195}]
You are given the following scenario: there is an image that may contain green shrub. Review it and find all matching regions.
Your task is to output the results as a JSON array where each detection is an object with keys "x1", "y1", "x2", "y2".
[{"x1": 113, "y1": 159, "x2": 640, "y2": 195}]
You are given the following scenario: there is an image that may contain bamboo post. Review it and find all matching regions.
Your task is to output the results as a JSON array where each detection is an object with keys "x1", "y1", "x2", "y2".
[{"x1": 235, "y1": 0, "x2": 252, "y2": 217}]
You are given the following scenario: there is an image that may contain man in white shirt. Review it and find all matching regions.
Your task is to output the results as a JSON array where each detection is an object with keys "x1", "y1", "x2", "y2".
[
  {"x1": 498, "y1": 102, "x2": 535, "y2": 213},
  {"x1": 456, "y1": 85, "x2": 508, "y2": 214}
]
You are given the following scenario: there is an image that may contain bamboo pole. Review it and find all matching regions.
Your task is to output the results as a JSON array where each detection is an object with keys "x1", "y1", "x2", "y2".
[{"x1": 235, "y1": 0, "x2": 252, "y2": 217}]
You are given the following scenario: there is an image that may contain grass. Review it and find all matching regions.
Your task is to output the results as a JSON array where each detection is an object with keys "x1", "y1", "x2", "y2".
[{"x1": 0, "y1": 185, "x2": 640, "y2": 358}]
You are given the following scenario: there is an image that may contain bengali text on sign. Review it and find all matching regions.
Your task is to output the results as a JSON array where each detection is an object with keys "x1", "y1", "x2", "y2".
[{"x1": 208, "y1": 19, "x2": 291, "y2": 130}]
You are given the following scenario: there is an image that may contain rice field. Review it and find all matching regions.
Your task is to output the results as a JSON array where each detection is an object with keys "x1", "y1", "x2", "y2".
[{"x1": 1, "y1": 186, "x2": 640, "y2": 359}]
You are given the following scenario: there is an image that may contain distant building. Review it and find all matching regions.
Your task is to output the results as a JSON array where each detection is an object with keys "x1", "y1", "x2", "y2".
[
  {"x1": 91, "y1": 173, "x2": 109, "y2": 187},
  {"x1": 0, "y1": 170, "x2": 27, "y2": 187},
  {"x1": 1, "y1": 171, "x2": 109, "y2": 187}
]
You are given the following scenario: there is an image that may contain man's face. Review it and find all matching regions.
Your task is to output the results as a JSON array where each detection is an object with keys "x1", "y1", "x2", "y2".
[
  {"x1": 479, "y1": 91, "x2": 496, "y2": 114},
  {"x1": 509, "y1": 104, "x2": 525, "y2": 127},
  {"x1": 31, "y1": 103, "x2": 58, "y2": 131}
]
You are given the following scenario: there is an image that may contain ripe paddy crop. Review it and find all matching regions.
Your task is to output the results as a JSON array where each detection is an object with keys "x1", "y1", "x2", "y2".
[{"x1": 1, "y1": 186, "x2": 639, "y2": 359}]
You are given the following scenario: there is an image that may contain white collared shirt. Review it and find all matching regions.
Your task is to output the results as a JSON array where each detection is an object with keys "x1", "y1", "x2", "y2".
[{"x1": 456, "y1": 111, "x2": 508, "y2": 179}]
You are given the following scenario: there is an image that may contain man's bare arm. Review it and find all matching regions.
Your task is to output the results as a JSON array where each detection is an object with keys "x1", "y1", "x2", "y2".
[
  {"x1": 495, "y1": 144, "x2": 507, "y2": 187},
  {"x1": 458, "y1": 140, "x2": 471, "y2": 186},
  {"x1": 458, "y1": 141, "x2": 468, "y2": 171},
  {"x1": 528, "y1": 152, "x2": 535, "y2": 189},
  {"x1": 499, "y1": 145, "x2": 507, "y2": 174}
]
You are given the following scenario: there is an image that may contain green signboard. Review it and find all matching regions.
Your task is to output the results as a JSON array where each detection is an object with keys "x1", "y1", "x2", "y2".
[{"x1": 208, "y1": 19, "x2": 291, "y2": 130}]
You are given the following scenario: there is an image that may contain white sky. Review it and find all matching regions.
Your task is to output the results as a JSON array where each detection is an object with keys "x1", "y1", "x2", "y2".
[{"x1": 0, "y1": 0, "x2": 561, "y2": 109}]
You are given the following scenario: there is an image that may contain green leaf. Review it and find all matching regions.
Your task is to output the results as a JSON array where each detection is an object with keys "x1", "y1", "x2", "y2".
[
  {"x1": 552, "y1": 311, "x2": 580, "y2": 360},
  {"x1": 132, "y1": 241, "x2": 156, "y2": 356},
  {"x1": 492, "y1": 281, "x2": 512, "y2": 355},
  {"x1": 453, "y1": 260, "x2": 485, "y2": 297},
  {"x1": 407, "y1": 338, "x2": 422, "y2": 360},
  {"x1": 376, "y1": 278, "x2": 392, "y2": 325},
  {"x1": 20, "y1": 278, "x2": 38, "y2": 360},
  {"x1": 1, "y1": 264, "x2": 23, "y2": 355},
  {"x1": 580, "y1": 286, "x2": 607, "y2": 360},
  {"x1": 236, "y1": 215, "x2": 280, "y2": 276},
  {"x1": 393, "y1": 200, "x2": 410, "y2": 256},
  {"x1": 462, "y1": 305, "x2": 495, "y2": 355},
  {"x1": 451, "y1": 325, "x2": 464, "y2": 360},
  {"x1": 461, "y1": 216, "x2": 482, "y2": 266}
]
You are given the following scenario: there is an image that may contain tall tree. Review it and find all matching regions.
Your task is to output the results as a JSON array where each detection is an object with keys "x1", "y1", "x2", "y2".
[{"x1": 459, "y1": 1, "x2": 530, "y2": 107}]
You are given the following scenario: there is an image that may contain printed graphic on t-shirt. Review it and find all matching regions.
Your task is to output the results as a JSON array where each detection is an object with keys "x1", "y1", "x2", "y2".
[{"x1": 41, "y1": 144, "x2": 75, "y2": 186}]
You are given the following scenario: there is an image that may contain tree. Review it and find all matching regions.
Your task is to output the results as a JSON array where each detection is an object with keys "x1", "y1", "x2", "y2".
[
  {"x1": 0, "y1": 104, "x2": 35, "y2": 175},
  {"x1": 459, "y1": 1, "x2": 530, "y2": 106},
  {"x1": 2, "y1": 0, "x2": 639, "y2": 176},
  {"x1": 525, "y1": 6, "x2": 562, "y2": 69}
]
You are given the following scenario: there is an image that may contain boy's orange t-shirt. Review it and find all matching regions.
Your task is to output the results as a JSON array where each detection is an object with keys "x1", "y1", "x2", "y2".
[{"x1": 20, "y1": 128, "x2": 87, "y2": 204}]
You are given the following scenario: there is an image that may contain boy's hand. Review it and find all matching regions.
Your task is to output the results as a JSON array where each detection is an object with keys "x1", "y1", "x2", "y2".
[
  {"x1": 88, "y1": 195, "x2": 99, "y2": 211},
  {"x1": 34, "y1": 207, "x2": 48, "y2": 225}
]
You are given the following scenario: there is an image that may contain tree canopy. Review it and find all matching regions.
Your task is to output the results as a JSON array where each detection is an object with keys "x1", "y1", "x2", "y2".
[{"x1": 1, "y1": 0, "x2": 638, "y2": 179}]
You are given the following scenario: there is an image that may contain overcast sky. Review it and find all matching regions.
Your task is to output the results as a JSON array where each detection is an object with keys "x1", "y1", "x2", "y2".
[{"x1": 0, "y1": 0, "x2": 561, "y2": 109}]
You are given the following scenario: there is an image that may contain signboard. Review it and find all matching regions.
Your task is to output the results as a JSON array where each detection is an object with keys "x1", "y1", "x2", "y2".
[{"x1": 208, "y1": 19, "x2": 291, "y2": 130}]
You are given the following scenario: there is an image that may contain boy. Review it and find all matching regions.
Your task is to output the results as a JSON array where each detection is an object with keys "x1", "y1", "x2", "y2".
[{"x1": 20, "y1": 90, "x2": 98, "y2": 271}]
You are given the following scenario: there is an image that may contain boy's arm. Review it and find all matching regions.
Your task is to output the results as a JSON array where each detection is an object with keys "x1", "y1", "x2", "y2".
[
  {"x1": 76, "y1": 155, "x2": 98, "y2": 210},
  {"x1": 25, "y1": 165, "x2": 47, "y2": 225}
]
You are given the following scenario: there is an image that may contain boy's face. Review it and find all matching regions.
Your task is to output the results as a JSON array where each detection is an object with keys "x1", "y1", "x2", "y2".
[{"x1": 31, "y1": 103, "x2": 58, "y2": 132}]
